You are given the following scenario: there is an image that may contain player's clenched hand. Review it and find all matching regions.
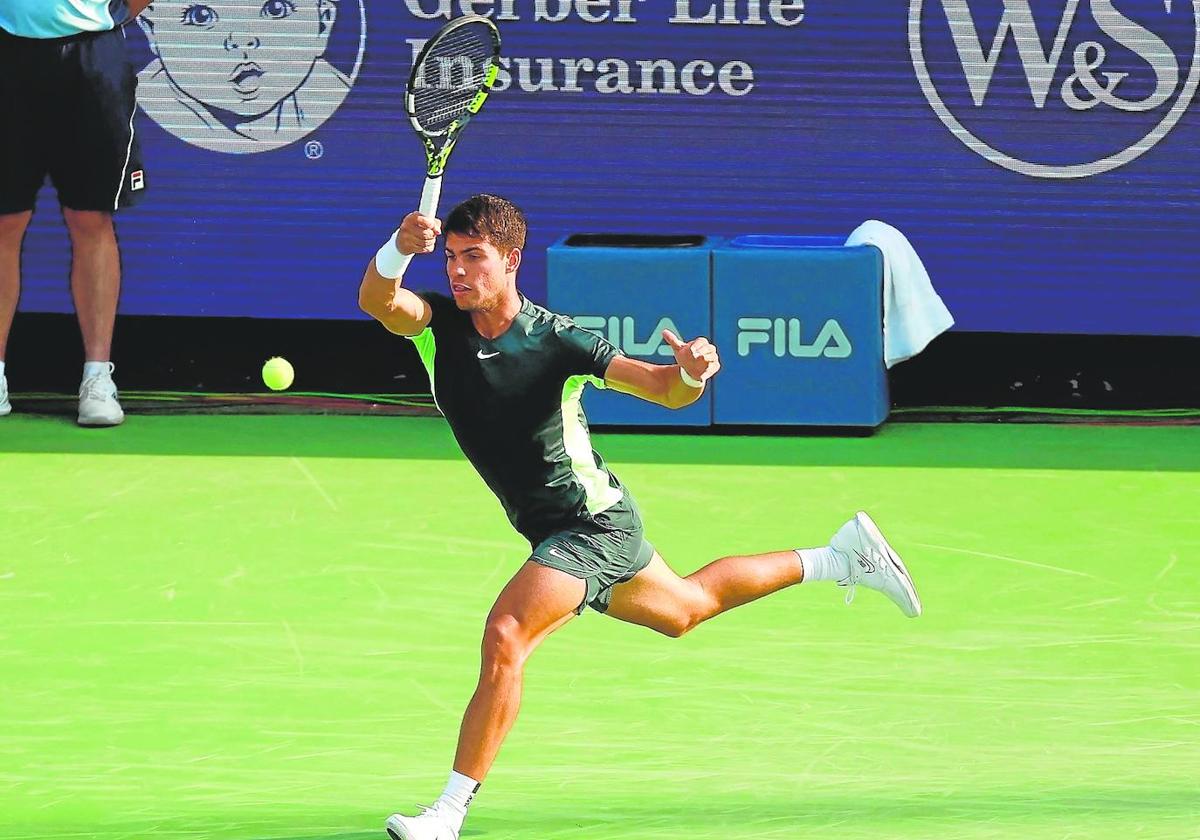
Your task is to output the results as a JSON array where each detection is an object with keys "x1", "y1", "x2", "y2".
[
  {"x1": 662, "y1": 329, "x2": 720, "y2": 385},
  {"x1": 397, "y1": 211, "x2": 442, "y2": 256}
]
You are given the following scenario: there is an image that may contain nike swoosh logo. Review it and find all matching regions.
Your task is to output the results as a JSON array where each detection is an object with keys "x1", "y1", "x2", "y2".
[
  {"x1": 547, "y1": 547, "x2": 574, "y2": 562},
  {"x1": 853, "y1": 549, "x2": 877, "y2": 574},
  {"x1": 477, "y1": 350, "x2": 500, "y2": 360}
]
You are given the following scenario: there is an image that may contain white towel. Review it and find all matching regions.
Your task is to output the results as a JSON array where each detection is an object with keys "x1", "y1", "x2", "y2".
[{"x1": 846, "y1": 220, "x2": 954, "y2": 368}]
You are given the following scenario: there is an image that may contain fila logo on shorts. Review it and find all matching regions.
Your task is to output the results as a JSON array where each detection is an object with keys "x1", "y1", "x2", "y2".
[{"x1": 130, "y1": 170, "x2": 145, "y2": 191}]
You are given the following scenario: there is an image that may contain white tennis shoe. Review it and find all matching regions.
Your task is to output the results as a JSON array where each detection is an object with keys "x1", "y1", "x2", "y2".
[
  {"x1": 830, "y1": 511, "x2": 922, "y2": 618},
  {"x1": 0, "y1": 374, "x2": 10, "y2": 416},
  {"x1": 78, "y1": 363, "x2": 124, "y2": 427},
  {"x1": 386, "y1": 802, "x2": 461, "y2": 840}
]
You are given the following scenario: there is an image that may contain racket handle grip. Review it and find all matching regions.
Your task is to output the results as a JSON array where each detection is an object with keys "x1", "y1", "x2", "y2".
[
  {"x1": 417, "y1": 176, "x2": 443, "y2": 217},
  {"x1": 386, "y1": 177, "x2": 444, "y2": 280}
]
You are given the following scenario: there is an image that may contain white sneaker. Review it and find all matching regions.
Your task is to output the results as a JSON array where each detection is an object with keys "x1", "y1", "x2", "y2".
[
  {"x1": 830, "y1": 511, "x2": 922, "y2": 618},
  {"x1": 386, "y1": 802, "x2": 462, "y2": 840},
  {"x1": 0, "y1": 374, "x2": 10, "y2": 416},
  {"x1": 78, "y1": 362, "x2": 124, "y2": 427}
]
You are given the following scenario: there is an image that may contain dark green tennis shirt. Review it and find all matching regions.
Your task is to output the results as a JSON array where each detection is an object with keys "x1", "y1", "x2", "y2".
[{"x1": 408, "y1": 292, "x2": 626, "y2": 544}]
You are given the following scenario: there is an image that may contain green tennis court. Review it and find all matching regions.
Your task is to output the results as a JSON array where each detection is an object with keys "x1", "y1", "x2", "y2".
[{"x1": 3, "y1": 414, "x2": 1198, "y2": 839}]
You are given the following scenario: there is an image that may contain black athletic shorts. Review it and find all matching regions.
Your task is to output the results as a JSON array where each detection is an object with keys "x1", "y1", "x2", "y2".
[
  {"x1": 0, "y1": 25, "x2": 145, "y2": 214},
  {"x1": 529, "y1": 495, "x2": 655, "y2": 615}
]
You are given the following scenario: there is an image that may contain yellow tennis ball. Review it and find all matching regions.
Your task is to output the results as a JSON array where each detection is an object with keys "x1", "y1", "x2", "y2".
[{"x1": 262, "y1": 356, "x2": 294, "y2": 391}]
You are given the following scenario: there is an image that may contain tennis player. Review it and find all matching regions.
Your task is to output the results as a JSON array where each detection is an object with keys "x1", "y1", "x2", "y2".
[{"x1": 359, "y1": 194, "x2": 922, "y2": 840}]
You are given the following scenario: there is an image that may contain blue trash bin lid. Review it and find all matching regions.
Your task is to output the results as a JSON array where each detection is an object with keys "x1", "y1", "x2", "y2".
[
  {"x1": 564, "y1": 234, "x2": 707, "y2": 248},
  {"x1": 730, "y1": 234, "x2": 844, "y2": 248}
]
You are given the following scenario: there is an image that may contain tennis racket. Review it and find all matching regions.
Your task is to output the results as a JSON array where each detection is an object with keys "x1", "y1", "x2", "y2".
[{"x1": 394, "y1": 14, "x2": 502, "y2": 278}]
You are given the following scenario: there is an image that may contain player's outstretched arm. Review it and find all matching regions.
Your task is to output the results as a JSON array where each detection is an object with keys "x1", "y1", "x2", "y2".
[
  {"x1": 359, "y1": 212, "x2": 438, "y2": 336},
  {"x1": 605, "y1": 330, "x2": 720, "y2": 409}
]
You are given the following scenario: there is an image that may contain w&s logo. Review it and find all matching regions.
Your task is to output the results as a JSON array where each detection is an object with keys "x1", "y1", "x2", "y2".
[{"x1": 910, "y1": 1, "x2": 1200, "y2": 177}]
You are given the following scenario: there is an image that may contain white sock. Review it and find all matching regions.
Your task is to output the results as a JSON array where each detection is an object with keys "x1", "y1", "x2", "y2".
[
  {"x1": 434, "y1": 770, "x2": 479, "y2": 828},
  {"x1": 796, "y1": 546, "x2": 850, "y2": 584},
  {"x1": 82, "y1": 361, "x2": 111, "y2": 380},
  {"x1": 0, "y1": 360, "x2": 6, "y2": 378}
]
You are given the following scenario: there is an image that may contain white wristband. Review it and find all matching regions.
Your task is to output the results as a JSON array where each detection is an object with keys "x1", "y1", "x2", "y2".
[
  {"x1": 374, "y1": 229, "x2": 405, "y2": 279},
  {"x1": 679, "y1": 367, "x2": 704, "y2": 389}
]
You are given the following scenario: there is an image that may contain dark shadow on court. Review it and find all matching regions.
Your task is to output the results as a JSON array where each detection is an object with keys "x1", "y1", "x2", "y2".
[{"x1": 1, "y1": 413, "x2": 1197, "y2": 472}]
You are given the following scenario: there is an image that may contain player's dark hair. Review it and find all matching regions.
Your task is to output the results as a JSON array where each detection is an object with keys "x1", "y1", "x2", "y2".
[{"x1": 445, "y1": 194, "x2": 527, "y2": 256}]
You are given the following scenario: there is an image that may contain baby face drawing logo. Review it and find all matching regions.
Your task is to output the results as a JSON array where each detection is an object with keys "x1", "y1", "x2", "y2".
[{"x1": 135, "y1": 0, "x2": 365, "y2": 153}]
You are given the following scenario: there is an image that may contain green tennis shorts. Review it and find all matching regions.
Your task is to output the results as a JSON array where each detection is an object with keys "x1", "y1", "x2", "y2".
[{"x1": 529, "y1": 496, "x2": 654, "y2": 614}]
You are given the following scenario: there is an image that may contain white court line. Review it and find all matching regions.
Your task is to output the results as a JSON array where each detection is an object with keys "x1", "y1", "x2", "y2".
[
  {"x1": 911, "y1": 542, "x2": 1102, "y2": 580},
  {"x1": 290, "y1": 457, "x2": 339, "y2": 511}
]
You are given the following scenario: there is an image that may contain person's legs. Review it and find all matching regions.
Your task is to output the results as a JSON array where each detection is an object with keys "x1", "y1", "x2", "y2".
[
  {"x1": 0, "y1": 211, "x2": 30, "y2": 416},
  {"x1": 387, "y1": 560, "x2": 585, "y2": 840},
  {"x1": 48, "y1": 27, "x2": 142, "y2": 426},
  {"x1": 2, "y1": 29, "x2": 48, "y2": 373},
  {"x1": 607, "y1": 512, "x2": 922, "y2": 635},
  {"x1": 0, "y1": 211, "x2": 31, "y2": 363},
  {"x1": 62, "y1": 208, "x2": 124, "y2": 426},
  {"x1": 606, "y1": 549, "x2": 803, "y2": 637},
  {"x1": 453, "y1": 560, "x2": 584, "y2": 780},
  {"x1": 62, "y1": 207, "x2": 119, "y2": 363}
]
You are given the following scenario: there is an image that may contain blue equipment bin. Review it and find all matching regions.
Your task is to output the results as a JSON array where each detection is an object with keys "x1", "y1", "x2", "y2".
[
  {"x1": 546, "y1": 234, "x2": 715, "y2": 426},
  {"x1": 712, "y1": 235, "x2": 888, "y2": 427}
]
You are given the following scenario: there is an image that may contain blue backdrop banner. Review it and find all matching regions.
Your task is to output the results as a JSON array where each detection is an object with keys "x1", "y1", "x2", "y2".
[{"x1": 16, "y1": 1, "x2": 1200, "y2": 336}]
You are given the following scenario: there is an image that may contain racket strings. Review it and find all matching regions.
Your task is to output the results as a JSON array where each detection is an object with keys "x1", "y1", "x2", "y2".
[{"x1": 412, "y1": 24, "x2": 495, "y2": 133}]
